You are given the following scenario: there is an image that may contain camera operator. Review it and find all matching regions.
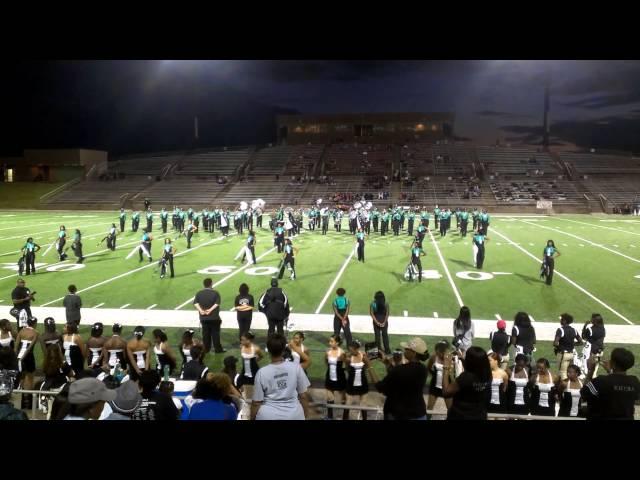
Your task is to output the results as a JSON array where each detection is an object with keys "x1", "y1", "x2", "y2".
[
  {"x1": 375, "y1": 337, "x2": 429, "y2": 420},
  {"x1": 11, "y1": 279, "x2": 35, "y2": 329}
]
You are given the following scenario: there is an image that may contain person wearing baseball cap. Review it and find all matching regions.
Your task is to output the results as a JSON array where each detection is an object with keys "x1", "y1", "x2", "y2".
[
  {"x1": 489, "y1": 320, "x2": 510, "y2": 370},
  {"x1": 63, "y1": 377, "x2": 117, "y2": 420},
  {"x1": 375, "y1": 337, "x2": 429, "y2": 420},
  {"x1": 103, "y1": 380, "x2": 142, "y2": 420}
]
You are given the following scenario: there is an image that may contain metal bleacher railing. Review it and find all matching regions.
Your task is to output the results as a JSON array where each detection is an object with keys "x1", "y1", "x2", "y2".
[{"x1": 14, "y1": 388, "x2": 586, "y2": 420}]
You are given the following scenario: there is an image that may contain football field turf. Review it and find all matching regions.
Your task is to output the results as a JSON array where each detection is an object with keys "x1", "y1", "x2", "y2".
[{"x1": 1, "y1": 210, "x2": 639, "y2": 325}]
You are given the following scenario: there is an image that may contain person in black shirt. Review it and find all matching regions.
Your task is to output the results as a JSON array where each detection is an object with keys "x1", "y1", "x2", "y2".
[
  {"x1": 132, "y1": 370, "x2": 178, "y2": 421},
  {"x1": 443, "y1": 346, "x2": 491, "y2": 420},
  {"x1": 510, "y1": 311, "x2": 536, "y2": 370},
  {"x1": 180, "y1": 344, "x2": 209, "y2": 380},
  {"x1": 62, "y1": 284, "x2": 82, "y2": 327},
  {"x1": 581, "y1": 348, "x2": 640, "y2": 420},
  {"x1": 258, "y1": 279, "x2": 290, "y2": 339},
  {"x1": 11, "y1": 278, "x2": 34, "y2": 328},
  {"x1": 581, "y1": 313, "x2": 606, "y2": 378},
  {"x1": 554, "y1": 313, "x2": 582, "y2": 381},
  {"x1": 234, "y1": 283, "x2": 254, "y2": 340},
  {"x1": 193, "y1": 278, "x2": 225, "y2": 354},
  {"x1": 375, "y1": 337, "x2": 429, "y2": 420},
  {"x1": 490, "y1": 320, "x2": 510, "y2": 370}
]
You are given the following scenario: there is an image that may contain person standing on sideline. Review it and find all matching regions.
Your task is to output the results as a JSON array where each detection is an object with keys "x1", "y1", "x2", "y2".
[
  {"x1": 250, "y1": 334, "x2": 310, "y2": 420},
  {"x1": 554, "y1": 313, "x2": 582, "y2": 381},
  {"x1": 581, "y1": 313, "x2": 606, "y2": 378},
  {"x1": 511, "y1": 312, "x2": 537, "y2": 369},
  {"x1": 324, "y1": 334, "x2": 347, "y2": 420},
  {"x1": 442, "y1": 346, "x2": 491, "y2": 420},
  {"x1": 11, "y1": 278, "x2": 34, "y2": 327},
  {"x1": 580, "y1": 347, "x2": 640, "y2": 420},
  {"x1": 375, "y1": 337, "x2": 429, "y2": 420},
  {"x1": 62, "y1": 285, "x2": 82, "y2": 327},
  {"x1": 258, "y1": 279, "x2": 290, "y2": 339},
  {"x1": 541, "y1": 240, "x2": 561, "y2": 285},
  {"x1": 452, "y1": 306, "x2": 474, "y2": 359},
  {"x1": 193, "y1": 278, "x2": 225, "y2": 354},
  {"x1": 332, "y1": 288, "x2": 352, "y2": 347},
  {"x1": 369, "y1": 291, "x2": 390, "y2": 354},
  {"x1": 489, "y1": 320, "x2": 510, "y2": 370},
  {"x1": 234, "y1": 283, "x2": 254, "y2": 340}
]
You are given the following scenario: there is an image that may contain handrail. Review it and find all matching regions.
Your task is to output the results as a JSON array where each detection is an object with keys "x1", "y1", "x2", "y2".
[{"x1": 39, "y1": 178, "x2": 82, "y2": 202}]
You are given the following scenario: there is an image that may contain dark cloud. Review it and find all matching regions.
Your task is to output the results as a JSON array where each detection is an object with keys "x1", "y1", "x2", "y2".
[
  {"x1": 501, "y1": 115, "x2": 640, "y2": 153},
  {"x1": 560, "y1": 91, "x2": 640, "y2": 109},
  {"x1": 476, "y1": 110, "x2": 532, "y2": 119},
  {"x1": 237, "y1": 60, "x2": 481, "y2": 84}
]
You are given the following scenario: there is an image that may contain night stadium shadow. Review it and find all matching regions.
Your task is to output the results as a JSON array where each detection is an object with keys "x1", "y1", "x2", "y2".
[
  {"x1": 448, "y1": 258, "x2": 475, "y2": 269},
  {"x1": 392, "y1": 272, "x2": 407, "y2": 283},
  {"x1": 514, "y1": 273, "x2": 540, "y2": 285}
]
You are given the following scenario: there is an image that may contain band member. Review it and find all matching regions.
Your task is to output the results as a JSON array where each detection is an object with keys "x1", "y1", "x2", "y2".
[
  {"x1": 334, "y1": 208, "x2": 343, "y2": 232},
  {"x1": 541, "y1": 240, "x2": 561, "y2": 285},
  {"x1": 256, "y1": 207, "x2": 263, "y2": 228},
  {"x1": 220, "y1": 210, "x2": 229, "y2": 236},
  {"x1": 160, "y1": 238, "x2": 175, "y2": 279},
  {"x1": 56, "y1": 226, "x2": 68, "y2": 261},
  {"x1": 21, "y1": 237, "x2": 41, "y2": 276},
  {"x1": 145, "y1": 208, "x2": 153, "y2": 232},
  {"x1": 472, "y1": 228, "x2": 489, "y2": 269},
  {"x1": 71, "y1": 229, "x2": 84, "y2": 264},
  {"x1": 119, "y1": 208, "x2": 126, "y2": 233},
  {"x1": 278, "y1": 238, "x2": 298, "y2": 280},
  {"x1": 274, "y1": 221, "x2": 285, "y2": 253},
  {"x1": 132, "y1": 210, "x2": 140, "y2": 232},
  {"x1": 321, "y1": 208, "x2": 329, "y2": 235},
  {"x1": 160, "y1": 208, "x2": 169, "y2": 234},
  {"x1": 480, "y1": 209, "x2": 490, "y2": 235},
  {"x1": 409, "y1": 241, "x2": 425, "y2": 282},
  {"x1": 242, "y1": 230, "x2": 257, "y2": 265},
  {"x1": 407, "y1": 209, "x2": 415, "y2": 236},
  {"x1": 434, "y1": 205, "x2": 440, "y2": 229},
  {"x1": 139, "y1": 229, "x2": 153, "y2": 262},
  {"x1": 459, "y1": 209, "x2": 469, "y2": 237},
  {"x1": 185, "y1": 220, "x2": 197, "y2": 249},
  {"x1": 372, "y1": 208, "x2": 379, "y2": 233},
  {"x1": 104, "y1": 223, "x2": 117, "y2": 251},
  {"x1": 420, "y1": 208, "x2": 430, "y2": 230},
  {"x1": 355, "y1": 228, "x2": 366, "y2": 263}
]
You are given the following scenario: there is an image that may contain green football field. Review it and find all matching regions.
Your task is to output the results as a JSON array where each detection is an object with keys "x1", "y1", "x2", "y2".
[{"x1": 1, "y1": 210, "x2": 639, "y2": 325}]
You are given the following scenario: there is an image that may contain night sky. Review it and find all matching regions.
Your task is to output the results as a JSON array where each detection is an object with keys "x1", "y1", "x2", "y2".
[{"x1": 3, "y1": 60, "x2": 640, "y2": 156}]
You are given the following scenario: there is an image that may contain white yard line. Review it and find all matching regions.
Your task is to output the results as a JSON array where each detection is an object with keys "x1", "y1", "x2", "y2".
[
  {"x1": 146, "y1": 304, "x2": 157, "y2": 310},
  {"x1": 120, "y1": 304, "x2": 130, "y2": 309},
  {"x1": 428, "y1": 229, "x2": 464, "y2": 307},
  {"x1": 40, "y1": 234, "x2": 227, "y2": 307},
  {"x1": 495, "y1": 313, "x2": 502, "y2": 320},
  {"x1": 491, "y1": 226, "x2": 634, "y2": 325},
  {"x1": 0, "y1": 233, "x2": 169, "y2": 282},
  {"x1": 174, "y1": 246, "x2": 278, "y2": 311},
  {"x1": 93, "y1": 303, "x2": 105, "y2": 308},
  {"x1": 519, "y1": 219, "x2": 640, "y2": 265},
  {"x1": 0, "y1": 221, "x2": 106, "y2": 241},
  {"x1": 529, "y1": 315, "x2": 536, "y2": 323},
  {"x1": 433, "y1": 312, "x2": 439, "y2": 318},
  {"x1": 563, "y1": 218, "x2": 640, "y2": 237},
  {"x1": 314, "y1": 249, "x2": 356, "y2": 314}
]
